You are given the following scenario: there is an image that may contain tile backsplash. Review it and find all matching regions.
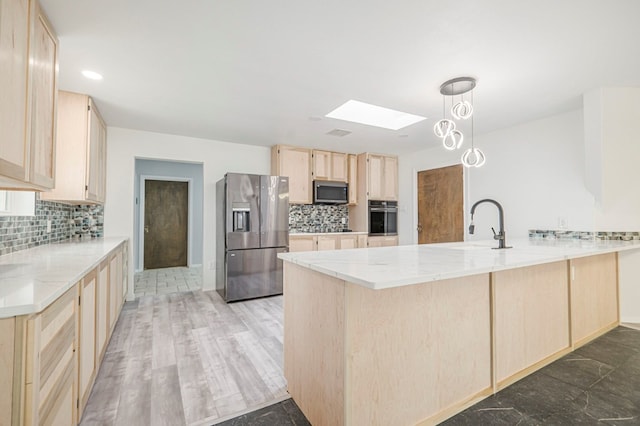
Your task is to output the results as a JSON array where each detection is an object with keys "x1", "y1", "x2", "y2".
[
  {"x1": 289, "y1": 204, "x2": 349, "y2": 233},
  {"x1": 0, "y1": 197, "x2": 104, "y2": 256},
  {"x1": 528, "y1": 229, "x2": 640, "y2": 241}
]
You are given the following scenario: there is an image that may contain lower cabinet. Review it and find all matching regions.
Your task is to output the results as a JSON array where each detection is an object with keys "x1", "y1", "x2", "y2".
[
  {"x1": 2, "y1": 241, "x2": 128, "y2": 425},
  {"x1": 570, "y1": 253, "x2": 618, "y2": 347},
  {"x1": 79, "y1": 269, "x2": 97, "y2": 417},
  {"x1": 367, "y1": 235, "x2": 399, "y2": 247},
  {"x1": 24, "y1": 284, "x2": 78, "y2": 426},
  {"x1": 289, "y1": 234, "x2": 370, "y2": 252}
]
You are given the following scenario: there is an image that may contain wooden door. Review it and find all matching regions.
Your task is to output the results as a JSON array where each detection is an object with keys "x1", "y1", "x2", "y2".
[
  {"x1": 28, "y1": 4, "x2": 57, "y2": 189},
  {"x1": 0, "y1": 0, "x2": 30, "y2": 182},
  {"x1": 417, "y1": 165, "x2": 464, "y2": 244},
  {"x1": 144, "y1": 180, "x2": 188, "y2": 269}
]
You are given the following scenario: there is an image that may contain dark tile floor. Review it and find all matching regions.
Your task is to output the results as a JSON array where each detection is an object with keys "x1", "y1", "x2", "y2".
[{"x1": 219, "y1": 326, "x2": 640, "y2": 425}]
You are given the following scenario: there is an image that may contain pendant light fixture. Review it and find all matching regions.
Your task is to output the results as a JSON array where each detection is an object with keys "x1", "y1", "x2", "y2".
[{"x1": 433, "y1": 76, "x2": 486, "y2": 167}]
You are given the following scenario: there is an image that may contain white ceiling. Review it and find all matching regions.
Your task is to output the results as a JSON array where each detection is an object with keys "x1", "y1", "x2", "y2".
[{"x1": 40, "y1": 0, "x2": 640, "y2": 155}]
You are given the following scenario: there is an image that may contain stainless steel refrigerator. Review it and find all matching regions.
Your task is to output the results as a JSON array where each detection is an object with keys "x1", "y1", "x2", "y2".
[{"x1": 216, "y1": 173, "x2": 289, "y2": 302}]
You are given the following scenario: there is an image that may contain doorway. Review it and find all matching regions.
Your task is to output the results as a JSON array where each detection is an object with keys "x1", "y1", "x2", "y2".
[
  {"x1": 143, "y1": 179, "x2": 189, "y2": 269},
  {"x1": 417, "y1": 165, "x2": 464, "y2": 244}
]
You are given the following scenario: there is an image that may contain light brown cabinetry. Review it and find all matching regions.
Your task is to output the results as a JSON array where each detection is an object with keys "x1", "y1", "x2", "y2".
[
  {"x1": 78, "y1": 269, "x2": 97, "y2": 416},
  {"x1": 96, "y1": 260, "x2": 109, "y2": 364},
  {"x1": 271, "y1": 145, "x2": 313, "y2": 204},
  {"x1": 0, "y1": 0, "x2": 58, "y2": 190},
  {"x1": 367, "y1": 154, "x2": 398, "y2": 201},
  {"x1": 289, "y1": 234, "x2": 369, "y2": 252},
  {"x1": 348, "y1": 154, "x2": 357, "y2": 205},
  {"x1": 570, "y1": 253, "x2": 618, "y2": 347},
  {"x1": 0, "y1": 241, "x2": 127, "y2": 425},
  {"x1": 313, "y1": 150, "x2": 348, "y2": 182},
  {"x1": 24, "y1": 285, "x2": 78, "y2": 426},
  {"x1": 367, "y1": 235, "x2": 398, "y2": 247},
  {"x1": 41, "y1": 92, "x2": 107, "y2": 204}
]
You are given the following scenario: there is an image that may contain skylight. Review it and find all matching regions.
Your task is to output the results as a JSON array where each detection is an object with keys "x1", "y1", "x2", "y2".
[{"x1": 325, "y1": 100, "x2": 426, "y2": 130}]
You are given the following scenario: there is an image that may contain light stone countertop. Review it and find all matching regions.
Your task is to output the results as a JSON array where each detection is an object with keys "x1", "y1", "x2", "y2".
[
  {"x1": 289, "y1": 231, "x2": 368, "y2": 236},
  {"x1": 0, "y1": 237, "x2": 128, "y2": 318},
  {"x1": 278, "y1": 238, "x2": 640, "y2": 290}
]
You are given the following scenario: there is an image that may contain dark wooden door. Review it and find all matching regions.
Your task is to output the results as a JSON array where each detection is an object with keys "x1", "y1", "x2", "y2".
[
  {"x1": 144, "y1": 180, "x2": 188, "y2": 269},
  {"x1": 417, "y1": 165, "x2": 464, "y2": 244}
]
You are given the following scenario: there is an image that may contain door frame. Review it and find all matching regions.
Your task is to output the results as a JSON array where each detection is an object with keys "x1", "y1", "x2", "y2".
[
  {"x1": 138, "y1": 175, "x2": 193, "y2": 271},
  {"x1": 411, "y1": 164, "x2": 470, "y2": 245}
]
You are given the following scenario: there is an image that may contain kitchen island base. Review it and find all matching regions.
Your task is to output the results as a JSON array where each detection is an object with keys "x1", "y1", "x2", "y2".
[{"x1": 283, "y1": 252, "x2": 619, "y2": 425}]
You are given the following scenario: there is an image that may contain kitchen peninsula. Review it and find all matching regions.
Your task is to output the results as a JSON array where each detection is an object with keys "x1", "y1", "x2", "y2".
[{"x1": 279, "y1": 239, "x2": 640, "y2": 425}]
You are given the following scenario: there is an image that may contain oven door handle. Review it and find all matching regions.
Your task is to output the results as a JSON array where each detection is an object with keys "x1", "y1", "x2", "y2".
[{"x1": 369, "y1": 208, "x2": 390, "y2": 212}]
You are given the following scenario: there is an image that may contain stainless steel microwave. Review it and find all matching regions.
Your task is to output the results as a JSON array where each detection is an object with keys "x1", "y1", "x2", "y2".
[{"x1": 313, "y1": 180, "x2": 348, "y2": 204}]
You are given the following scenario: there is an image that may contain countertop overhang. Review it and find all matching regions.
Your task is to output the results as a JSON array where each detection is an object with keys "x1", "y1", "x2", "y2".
[
  {"x1": 278, "y1": 238, "x2": 640, "y2": 290},
  {"x1": 0, "y1": 237, "x2": 128, "y2": 318}
]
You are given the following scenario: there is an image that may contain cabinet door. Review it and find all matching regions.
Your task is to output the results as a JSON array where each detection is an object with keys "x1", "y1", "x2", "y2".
[
  {"x1": 367, "y1": 154, "x2": 384, "y2": 200},
  {"x1": 275, "y1": 146, "x2": 312, "y2": 204},
  {"x1": 109, "y1": 249, "x2": 124, "y2": 331},
  {"x1": 331, "y1": 152, "x2": 348, "y2": 182},
  {"x1": 338, "y1": 235, "x2": 358, "y2": 250},
  {"x1": 24, "y1": 284, "x2": 77, "y2": 426},
  {"x1": 79, "y1": 269, "x2": 97, "y2": 416},
  {"x1": 348, "y1": 154, "x2": 357, "y2": 205},
  {"x1": 357, "y1": 234, "x2": 368, "y2": 248},
  {"x1": 86, "y1": 99, "x2": 105, "y2": 202},
  {"x1": 289, "y1": 236, "x2": 317, "y2": 252},
  {"x1": 96, "y1": 260, "x2": 109, "y2": 363},
  {"x1": 28, "y1": 3, "x2": 57, "y2": 189},
  {"x1": 570, "y1": 253, "x2": 618, "y2": 347},
  {"x1": 0, "y1": 0, "x2": 30, "y2": 182},
  {"x1": 313, "y1": 150, "x2": 331, "y2": 181},
  {"x1": 382, "y1": 156, "x2": 398, "y2": 201},
  {"x1": 368, "y1": 236, "x2": 398, "y2": 247},
  {"x1": 317, "y1": 235, "x2": 338, "y2": 251}
]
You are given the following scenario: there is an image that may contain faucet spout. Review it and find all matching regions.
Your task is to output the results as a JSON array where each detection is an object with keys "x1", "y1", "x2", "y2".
[{"x1": 469, "y1": 199, "x2": 511, "y2": 249}]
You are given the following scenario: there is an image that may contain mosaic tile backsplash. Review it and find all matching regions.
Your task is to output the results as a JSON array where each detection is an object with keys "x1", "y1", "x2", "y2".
[
  {"x1": 528, "y1": 229, "x2": 640, "y2": 241},
  {"x1": 289, "y1": 204, "x2": 349, "y2": 233},
  {"x1": 0, "y1": 197, "x2": 104, "y2": 256}
]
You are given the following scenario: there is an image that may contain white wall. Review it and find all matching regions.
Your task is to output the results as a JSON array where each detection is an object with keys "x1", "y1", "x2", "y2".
[
  {"x1": 104, "y1": 127, "x2": 270, "y2": 299},
  {"x1": 586, "y1": 87, "x2": 640, "y2": 230},
  {"x1": 398, "y1": 109, "x2": 595, "y2": 245}
]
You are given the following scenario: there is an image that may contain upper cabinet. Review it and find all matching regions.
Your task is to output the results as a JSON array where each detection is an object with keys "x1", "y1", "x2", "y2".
[
  {"x1": 366, "y1": 154, "x2": 398, "y2": 201},
  {"x1": 271, "y1": 145, "x2": 313, "y2": 204},
  {"x1": 0, "y1": 0, "x2": 58, "y2": 190},
  {"x1": 41, "y1": 92, "x2": 107, "y2": 204},
  {"x1": 313, "y1": 150, "x2": 348, "y2": 182}
]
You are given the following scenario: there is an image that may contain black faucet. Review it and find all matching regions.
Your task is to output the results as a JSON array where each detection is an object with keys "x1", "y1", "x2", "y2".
[{"x1": 469, "y1": 199, "x2": 511, "y2": 249}]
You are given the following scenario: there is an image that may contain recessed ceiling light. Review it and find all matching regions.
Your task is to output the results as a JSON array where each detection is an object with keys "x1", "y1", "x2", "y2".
[
  {"x1": 325, "y1": 100, "x2": 426, "y2": 130},
  {"x1": 82, "y1": 70, "x2": 103, "y2": 80}
]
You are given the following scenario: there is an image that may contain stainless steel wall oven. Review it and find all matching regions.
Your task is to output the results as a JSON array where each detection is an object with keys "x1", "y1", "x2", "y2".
[{"x1": 368, "y1": 200, "x2": 398, "y2": 236}]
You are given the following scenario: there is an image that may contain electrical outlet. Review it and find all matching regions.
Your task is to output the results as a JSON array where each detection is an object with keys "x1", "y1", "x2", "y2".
[
  {"x1": 341, "y1": 217, "x2": 347, "y2": 225},
  {"x1": 46, "y1": 220, "x2": 51, "y2": 233}
]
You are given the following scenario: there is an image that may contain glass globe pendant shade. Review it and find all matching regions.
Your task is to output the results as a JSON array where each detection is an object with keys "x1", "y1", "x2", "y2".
[
  {"x1": 433, "y1": 119, "x2": 455, "y2": 138},
  {"x1": 442, "y1": 129, "x2": 464, "y2": 151},
  {"x1": 461, "y1": 147, "x2": 486, "y2": 168},
  {"x1": 451, "y1": 100, "x2": 473, "y2": 120}
]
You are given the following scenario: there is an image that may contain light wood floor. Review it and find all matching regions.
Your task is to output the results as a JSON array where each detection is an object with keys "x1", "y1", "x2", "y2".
[{"x1": 80, "y1": 290, "x2": 287, "y2": 426}]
